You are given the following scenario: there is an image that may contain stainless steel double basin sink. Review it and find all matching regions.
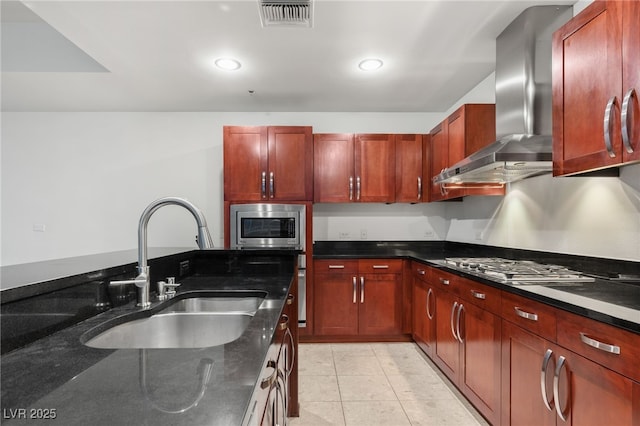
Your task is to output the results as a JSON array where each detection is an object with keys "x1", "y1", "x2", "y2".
[{"x1": 81, "y1": 291, "x2": 273, "y2": 349}]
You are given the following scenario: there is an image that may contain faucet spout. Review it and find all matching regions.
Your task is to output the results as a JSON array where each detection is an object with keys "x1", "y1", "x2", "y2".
[{"x1": 132, "y1": 197, "x2": 213, "y2": 308}]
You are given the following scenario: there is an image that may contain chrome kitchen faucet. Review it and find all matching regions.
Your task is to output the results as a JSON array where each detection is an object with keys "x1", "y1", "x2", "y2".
[{"x1": 110, "y1": 197, "x2": 214, "y2": 308}]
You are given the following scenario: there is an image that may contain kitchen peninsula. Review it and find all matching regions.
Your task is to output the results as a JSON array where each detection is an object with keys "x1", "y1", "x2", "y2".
[{"x1": 1, "y1": 249, "x2": 300, "y2": 426}]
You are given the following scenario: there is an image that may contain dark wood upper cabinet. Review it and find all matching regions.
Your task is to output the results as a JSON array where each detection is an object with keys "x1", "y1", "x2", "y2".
[
  {"x1": 552, "y1": 0, "x2": 640, "y2": 176},
  {"x1": 314, "y1": 133, "x2": 395, "y2": 203},
  {"x1": 429, "y1": 104, "x2": 501, "y2": 201},
  {"x1": 224, "y1": 126, "x2": 313, "y2": 201},
  {"x1": 395, "y1": 134, "x2": 424, "y2": 203}
]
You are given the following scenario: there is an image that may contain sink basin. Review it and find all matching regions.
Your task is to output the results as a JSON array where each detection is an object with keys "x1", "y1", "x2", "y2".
[{"x1": 82, "y1": 292, "x2": 269, "y2": 349}]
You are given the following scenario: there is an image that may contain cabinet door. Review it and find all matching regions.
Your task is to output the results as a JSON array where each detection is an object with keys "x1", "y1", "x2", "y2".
[
  {"x1": 313, "y1": 134, "x2": 354, "y2": 202},
  {"x1": 358, "y1": 273, "x2": 402, "y2": 335},
  {"x1": 622, "y1": 0, "x2": 640, "y2": 163},
  {"x1": 429, "y1": 121, "x2": 448, "y2": 202},
  {"x1": 434, "y1": 288, "x2": 460, "y2": 383},
  {"x1": 552, "y1": 1, "x2": 624, "y2": 175},
  {"x1": 459, "y1": 302, "x2": 501, "y2": 425},
  {"x1": 314, "y1": 273, "x2": 358, "y2": 336},
  {"x1": 421, "y1": 134, "x2": 431, "y2": 202},
  {"x1": 413, "y1": 277, "x2": 436, "y2": 357},
  {"x1": 552, "y1": 345, "x2": 638, "y2": 426},
  {"x1": 500, "y1": 320, "x2": 556, "y2": 426},
  {"x1": 395, "y1": 134, "x2": 423, "y2": 203},
  {"x1": 223, "y1": 126, "x2": 268, "y2": 201},
  {"x1": 355, "y1": 134, "x2": 396, "y2": 202},
  {"x1": 267, "y1": 126, "x2": 313, "y2": 201}
]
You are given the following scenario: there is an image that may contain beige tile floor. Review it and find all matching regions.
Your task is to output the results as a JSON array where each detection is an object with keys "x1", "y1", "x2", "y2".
[{"x1": 289, "y1": 342, "x2": 490, "y2": 426}]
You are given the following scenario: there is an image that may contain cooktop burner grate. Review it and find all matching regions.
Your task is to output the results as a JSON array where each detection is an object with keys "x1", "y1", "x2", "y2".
[{"x1": 442, "y1": 257, "x2": 595, "y2": 283}]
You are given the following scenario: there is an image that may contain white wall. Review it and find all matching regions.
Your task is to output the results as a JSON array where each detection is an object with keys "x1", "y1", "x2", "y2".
[{"x1": 1, "y1": 111, "x2": 443, "y2": 267}]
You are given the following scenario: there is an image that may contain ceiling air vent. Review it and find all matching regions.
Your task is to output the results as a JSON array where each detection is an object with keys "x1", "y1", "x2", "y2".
[{"x1": 258, "y1": 0, "x2": 313, "y2": 28}]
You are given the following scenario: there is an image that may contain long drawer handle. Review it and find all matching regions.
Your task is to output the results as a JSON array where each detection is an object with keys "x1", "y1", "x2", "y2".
[
  {"x1": 622, "y1": 88, "x2": 636, "y2": 154},
  {"x1": 514, "y1": 307, "x2": 538, "y2": 322},
  {"x1": 372, "y1": 265, "x2": 389, "y2": 269},
  {"x1": 540, "y1": 349, "x2": 555, "y2": 412},
  {"x1": 470, "y1": 290, "x2": 486, "y2": 300},
  {"x1": 455, "y1": 303, "x2": 464, "y2": 342},
  {"x1": 285, "y1": 328, "x2": 295, "y2": 376},
  {"x1": 352, "y1": 276, "x2": 357, "y2": 304},
  {"x1": 328, "y1": 265, "x2": 345, "y2": 269},
  {"x1": 450, "y1": 301, "x2": 459, "y2": 341},
  {"x1": 439, "y1": 278, "x2": 450, "y2": 286},
  {"x1": 260, "y1": 360, "x2": 278, "y2": 389},
  {"x1": 553, "y1": 355, "x2": 570, "y2": 422},
  {"x1": 426, "y1": 288, "x2": 434, "y2": 320},
  {"x1": 349, "y1": 176, "x2": 354, "y2": 201},
  {"x1": 579, "y1": 332, "x2": 621, "y2": 355},
  {"x1": 603, "y1": 96, "x2": 617, "y2": 158}
]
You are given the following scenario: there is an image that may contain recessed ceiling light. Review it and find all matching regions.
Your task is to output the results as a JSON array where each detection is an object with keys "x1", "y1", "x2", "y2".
[
  {"x1": 358, "y1": 58, "x2": 383, "y2": 71},
  {"x1": 215, "y1": 58, "x2": 241, "y2": 71}
]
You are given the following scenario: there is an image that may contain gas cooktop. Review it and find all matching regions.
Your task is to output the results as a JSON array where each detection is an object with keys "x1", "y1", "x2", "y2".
[{"x1": 440, "y1": 257, "x2": 596, "y2": 284}]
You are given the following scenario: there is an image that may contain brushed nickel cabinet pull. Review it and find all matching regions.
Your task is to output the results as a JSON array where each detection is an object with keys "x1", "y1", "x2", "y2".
[
  {"x1": 360, "y1": 276, "x2": 365, "y2": 303},
  {"x1": 514, "y1": 307, "x2": 538, "y2": 322},
  {"x1": 579, "y1": 332, "x2": 621, "y2": 355},
  {"x1": 622, "y1": 88, "x2": 636, "y2": 153},
  {"x1": 328, "y1": 265, "x2": 345, "y2": 269},
  {"x1": 540, "y1": 349, "x2": 555, "y2": 411},
  {"x1": 269, "y1": 172, "x2": 275, "y2": 198},
  {"x1": 455, "y1": 304, "x2": 464, "y2": 342},
  {"x1": 426, "y1": 288, "x2": 434, "y2": 320},
  {"x1": 261, "y1": 171, "x2": 267, "y2": 199},
  {"x1": 417, "y1": 176, "x2": 422, "y2": 200},
  {"x1": 356, "y1": 176, "x2": 361, "y2": 200},
  {"x1": 286, "y1": 294, "x2": 294, "y2": 305},
  {"x1": 470, "y1": 290, "x2": 486, "y2": 300},
  {"x1": 372, "y1": 265, "x2": 389, "y2": 269},
  {"x1": 349, "y1": 176, "x2": 354, "y2": 200},
  {"x1": 261, "y1": 360, "x2": 277, "y2": 389},
  {"x1": 352, "y1": 276, "x2": 357, "y2": 303},
  {"x1": 450, "y1": 301, "x2": 459, "y2": 341},
  {"x1": 603, "y1": 96, "x2": 617, "y2": 158},
  {"x1": 417, "y1": 268, "x2": 426, "y2": 275},
  {"x1": 278, "y1": 314, "x2": 289, "y2": 331},
  {"x1": 553, "y1": 355, "x2": 570, "y2": 422},
  {"x1": 439, "y1": 278, "x2": 450, "y2": 285}
]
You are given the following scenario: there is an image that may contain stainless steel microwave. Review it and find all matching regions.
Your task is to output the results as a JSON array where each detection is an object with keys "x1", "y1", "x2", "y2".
[{"x1": 230, "y1": 204, "x2": 306, "y2": 250}]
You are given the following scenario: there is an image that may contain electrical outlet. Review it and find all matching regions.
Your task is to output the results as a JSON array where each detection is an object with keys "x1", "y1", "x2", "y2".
[
  {"x1": 360, "y1": 229, "x2": 367, "y2": 239},
  {"x1": 338, "y1": 232, "x2": 350, "y2": 240},
  {"x1": 179, "y1": 260, "x2": 191, "y2": 277}
]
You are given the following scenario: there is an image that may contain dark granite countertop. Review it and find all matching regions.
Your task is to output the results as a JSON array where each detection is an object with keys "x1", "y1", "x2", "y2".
[
  {"x1": 1, "y1": 250, "x2": 297, "y2": 426},
  {"x1": 314, "y1": 241, "x2": 640, "y2": 334}
]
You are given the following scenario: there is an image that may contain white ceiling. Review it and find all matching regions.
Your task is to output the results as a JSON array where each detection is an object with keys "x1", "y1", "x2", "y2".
[{"x1": 1, "y1": 0, "x2": 575, "y2": 113}]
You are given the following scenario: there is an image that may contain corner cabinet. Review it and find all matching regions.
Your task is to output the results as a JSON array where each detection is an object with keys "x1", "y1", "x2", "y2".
[
  {"x1": 313, "y1": 134, "x2": 396, "y2": 203},
  {"x1": 552, "y1": 0, "x2": 640, "y2": 176},
  {"x1": 314, "y1": 259, "x2": 403, "y2": 338},
  {"x1": 224, "y1": 126, "x2": 313, "y2": 201}
]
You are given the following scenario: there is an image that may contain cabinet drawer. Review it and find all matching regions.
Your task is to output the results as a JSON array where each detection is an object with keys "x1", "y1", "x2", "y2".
[
  {"x1": 359, "y1": 259, "x2": 403, "y2": 274},
  {"x1": 457, "y1": 277, "x2": 501, "y2": 312},
  {"x1": 314, "y1": 260, "x2": 358, "y2": 274},
  {"x1": 412, "y1": 262, "x2": 432, "y2": 282},
  {"x1": 501, "y1": 292, "x2": 557, "y2": 341},
  {"x1": 431, "y1": 268, "x2": 460, "y2": 293},
  {"x1": 556, "y1": 309, "x2": 640, "y2": 382}
]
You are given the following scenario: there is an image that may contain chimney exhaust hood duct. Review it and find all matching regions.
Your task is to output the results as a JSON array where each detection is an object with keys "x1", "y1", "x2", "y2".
[{"x1": 434, "y1": 5, "x2": 573, "y2": 185}]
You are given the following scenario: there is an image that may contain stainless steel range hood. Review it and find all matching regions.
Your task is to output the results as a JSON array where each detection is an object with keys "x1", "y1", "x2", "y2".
[{"x1": 434, "y1": 6, "x2": 573, "y2": 185}]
